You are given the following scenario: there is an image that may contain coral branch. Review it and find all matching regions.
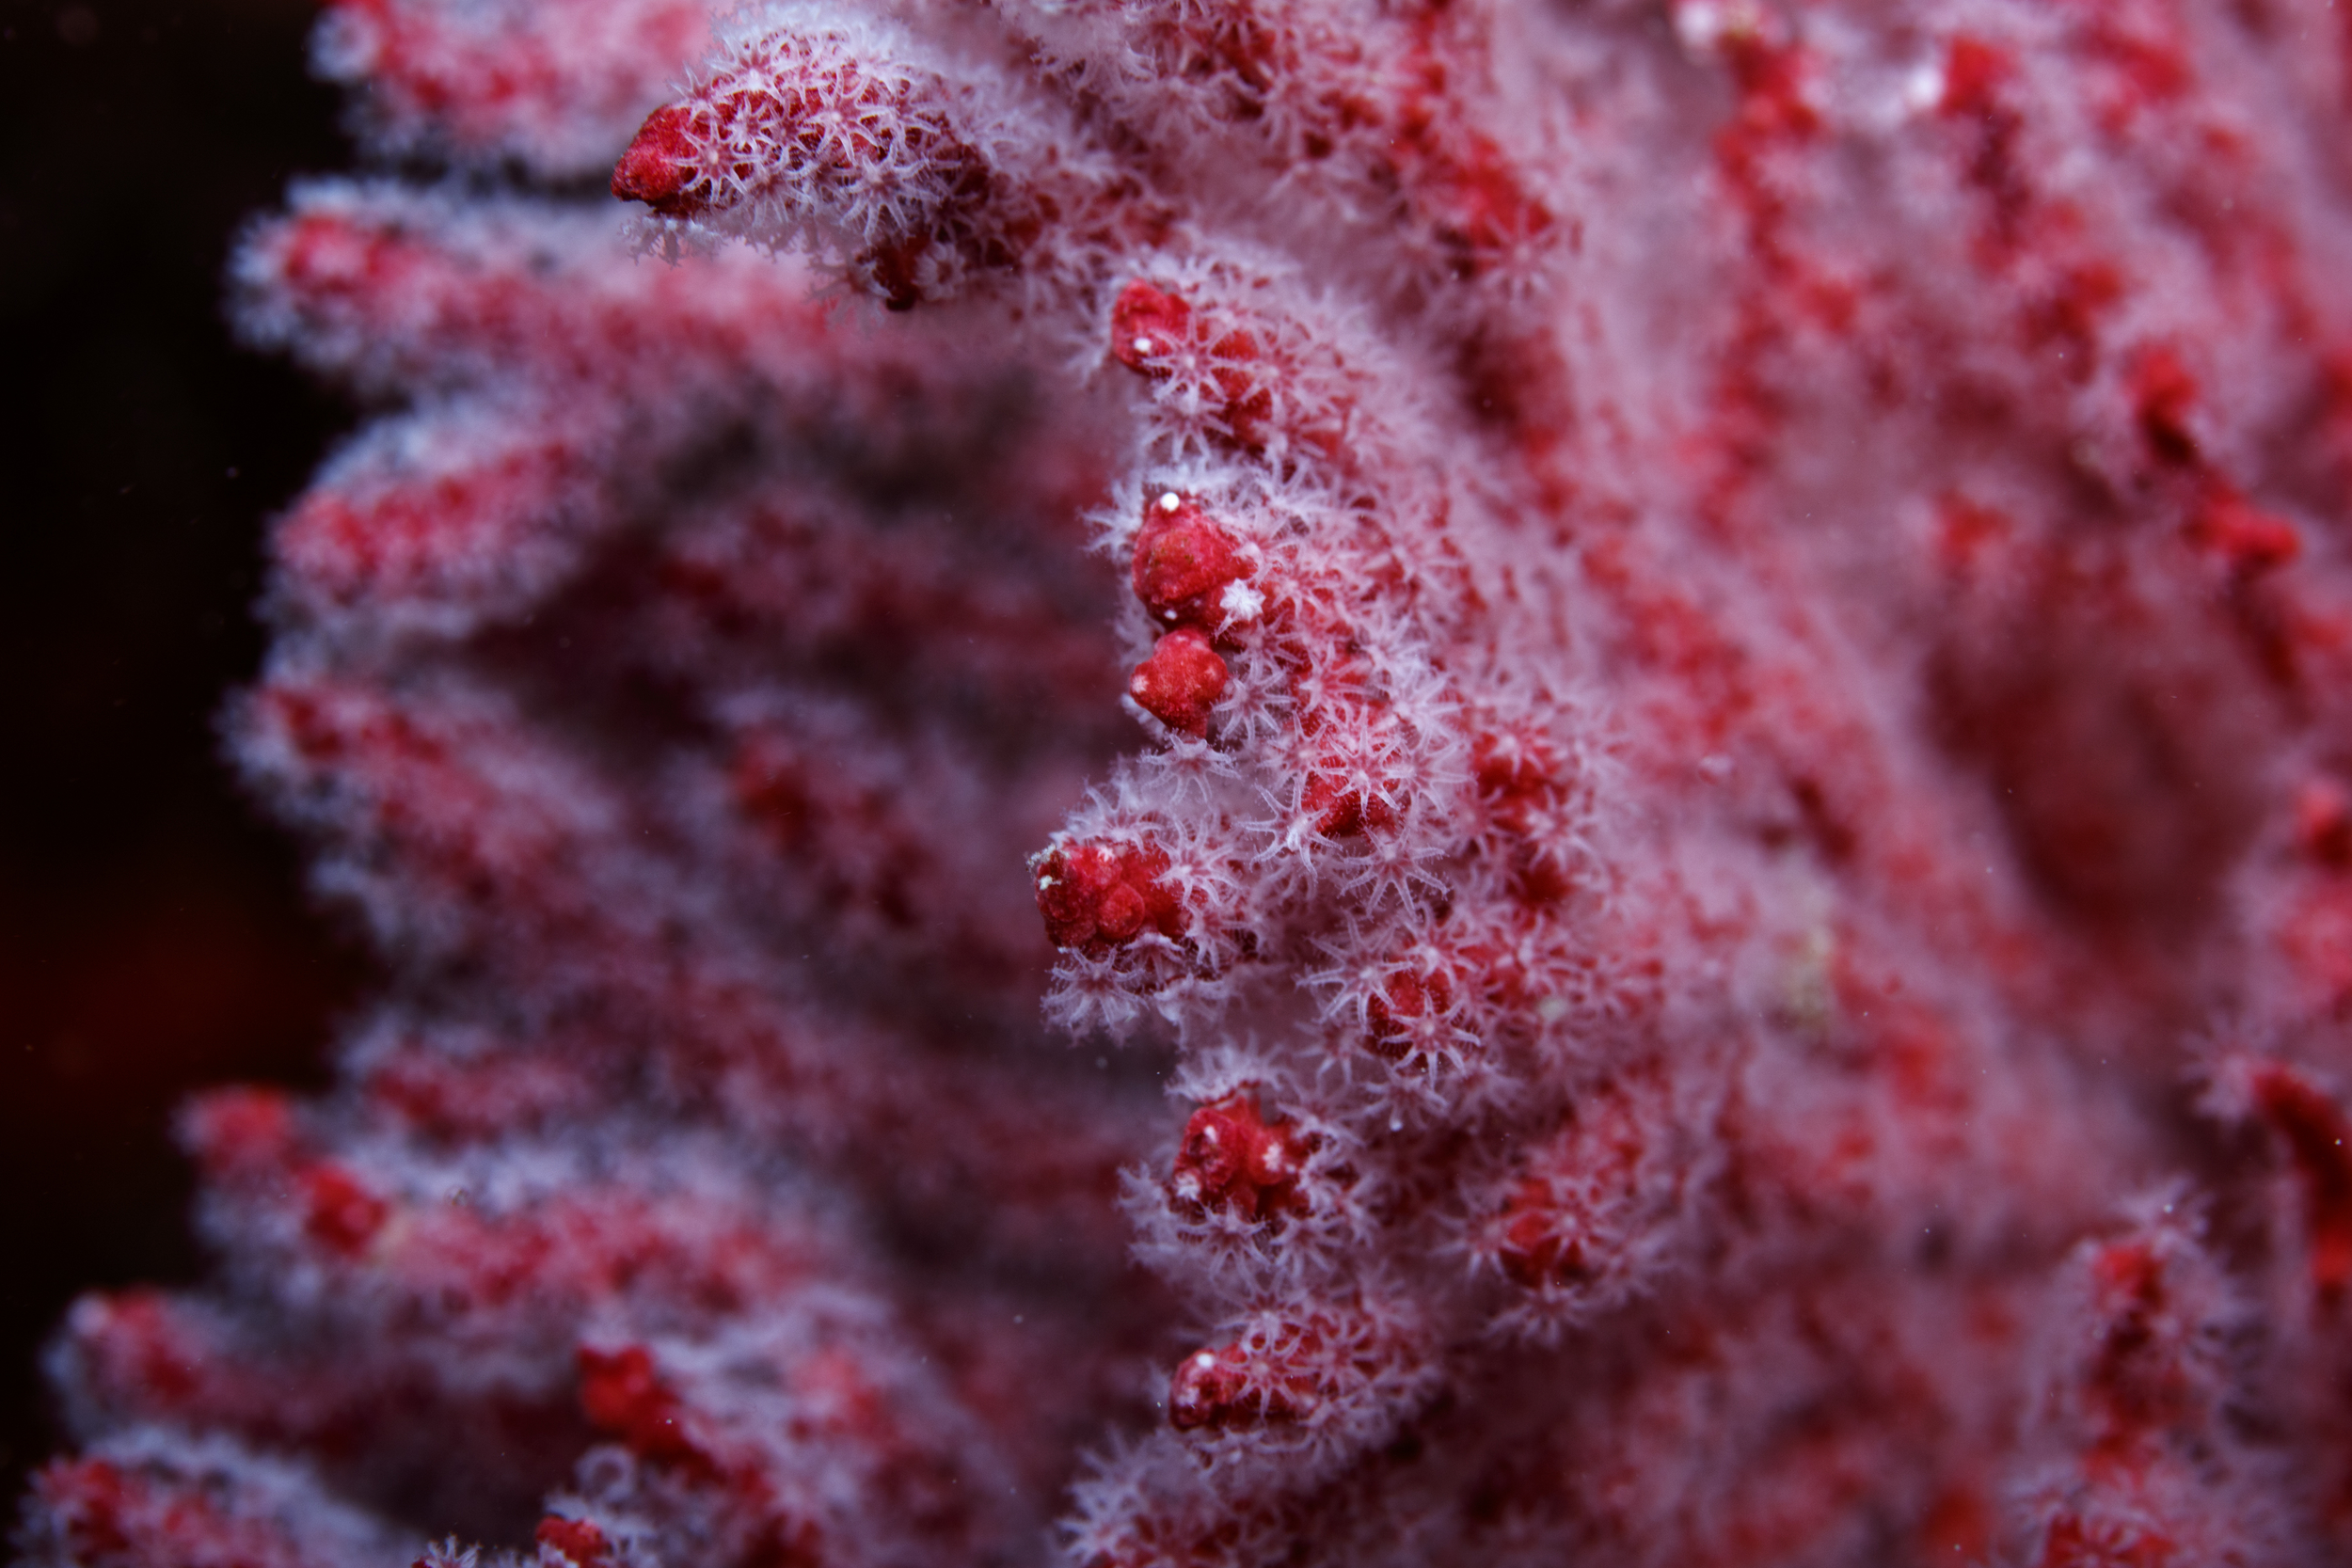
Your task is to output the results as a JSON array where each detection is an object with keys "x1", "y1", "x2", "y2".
[{"x1": 20, "y1": 0, "x2": 2352, "y2": 1565}]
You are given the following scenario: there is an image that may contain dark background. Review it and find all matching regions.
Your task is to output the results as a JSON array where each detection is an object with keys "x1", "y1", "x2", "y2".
[{"x1": 0, "y1": 0, "x2": 368, "y2": 1516}]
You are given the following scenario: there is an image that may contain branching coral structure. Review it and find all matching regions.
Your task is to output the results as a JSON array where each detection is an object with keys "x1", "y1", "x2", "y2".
[{"x1": 19, "y1": 0, "x2": 2352, "y2": 1564}]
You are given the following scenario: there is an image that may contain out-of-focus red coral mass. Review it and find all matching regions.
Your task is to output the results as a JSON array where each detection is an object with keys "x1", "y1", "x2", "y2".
[{"x1": 18, "y1": 0, "x2": 2352, "y2": 1563}]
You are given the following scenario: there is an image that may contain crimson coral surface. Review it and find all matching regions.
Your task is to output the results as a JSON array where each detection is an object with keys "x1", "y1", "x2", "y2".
[{"x1": 19, "y1": 0, "x2": 2352, "y2": 1564}]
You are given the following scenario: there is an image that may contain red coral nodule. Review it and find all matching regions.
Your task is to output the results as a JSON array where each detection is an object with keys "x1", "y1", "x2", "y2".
[
  {"x1": 2296, "y1": 779, "x2": 2352, "y2": 867},
  {"x1": 1495, "y1": 1196, "x2": 1597, "y2": 1290},
  {"x1": 2187, "y1": 488, "x2": 2299, "y2": 577},
  {"x1": 612, "y1": 103, "x2": 704, "y2": 214},
  {"x1": 1364, "y1": 967, "x2": 1454, "y2": 1060},
  {"x1": 1938, "y1": 35, "x2": 2012, "y2": 120},
  {"x1": 1471, "y1": 727, "x2": 1560, "y2": 808},
  {"x1": 2132, "y1": 345, "x2": 2201, "y2": 467},
  {"x1": 300, "y1": 1164, "x2": 389, "y2": 1257},
  {"x1": 37, "y1": 1461, "x2": 139, "y2": 1563},
  {"x1": 1167, "y1": 1342, "x2": 1304, "y2": 1432},
  {"x1": 577, "y1": 1344, "x2": 704, "y2": 1469},
  {"x1": 1132, "y1": 492, "x2": 1249, "y2": 633},
  {"x1": 1166, "y1": 1346, "x2": 1248, "y2": 1432},
  {"x1": 1032, "y1": 841, "x2": 1183, "y2": 955},
  {"x1": 1169, "y1": 1091, "x2": 1307, "y2": 1219},
  {"x1": 2249, "y1": 1065, "x2": 2352, "y2": 1303},
  {"x1": 1110, "y1": 280, "x2": 1194, "y2": 373},
  {"x1": 1129, "y1": 628, "x2": 1230, "y2": 736},
  {"x1": 1300, "y1": 768, "x2": 1398, "y2": 838},
  {"x1": 534, "y1": 1517, "x2": 612, "y2": 1568},
  {"x1": 182, "y1": 1085, "x2": 300, "y2": 1180}
]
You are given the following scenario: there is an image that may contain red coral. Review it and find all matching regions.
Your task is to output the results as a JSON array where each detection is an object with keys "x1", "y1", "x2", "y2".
[
  {"x1": 2249, "y1": 1063, "x2": 2352, "y2": 1303},
  {"x1": 1128, "y1": 629, "x2": 1230, "y2": 737},
  {"x1": 1129, "y1": 494, "x2": 1251, "y2": 635},
  {"x1": 1110, "y1": 282, "x2": 1195, "y2": 374},
  {"x1": 610, "y1": 103, "x2": 702, "y2": 213},
  {"x1": 1032, "y1": 842, "x2": 1184, "y2": 956},
  {"x1": 576, "y1": 1345, "x2": 708, "y2": 1472},
  {"x1": 533, "y1": 1517, "x2": 612, "y2": 1568},
  {"x1": 1166, "y1": 1342, "x2": 1304, "y2": 1433},
  {"x1": 24, "y1": 0, "x2": 2352, "y2": 1565},
  {"x1": 1168, "y1": 1091, "x2": 1307, "y2": 1221}
]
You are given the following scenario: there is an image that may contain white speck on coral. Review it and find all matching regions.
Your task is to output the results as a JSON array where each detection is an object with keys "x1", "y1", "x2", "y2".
[
  {"x1": 1675, "y1": 1, "x2": 1723, "y2": 53},
  {"x1": 1902, "y1": 62, "x2": 1946, "y2": 114}
]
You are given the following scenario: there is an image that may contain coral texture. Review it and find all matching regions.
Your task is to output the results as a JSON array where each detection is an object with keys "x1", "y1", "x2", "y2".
[{"x1": 19, "y1": 0, "x2": 2352, "y2": 1565}]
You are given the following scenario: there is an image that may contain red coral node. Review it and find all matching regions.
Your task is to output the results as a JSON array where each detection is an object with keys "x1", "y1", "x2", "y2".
[
  {"x1": 32, "y1": 1455, "x2": 323, "y2": 1568},
  {"x1": 300, "y1": 1163, "x2": 389, "y2": 1257},
  {"x1": 1032, "y1": 842, "x2": 1183, "y2": 956},
  {"x1": 38, "y1": 1461, "x2": 139, "y2": 1564},
  {"x1": 1471, "y1": 725, "x2": 1575, "y2": 888},
  {"x1": 1300, "y1": 768, "x2": 1398, "y2": 838},
  {"x1": 1496, "y1": 1195, "x2": 1595, "y2": 1290},
  {"x1": 72, "y1": 1290, "x2": 206, "y2": 1411},
  {"x1": 1940, "y1": 36, "x2": 2013, "y2": 120},
  {"x1": 2081, "y1": 1239, "x2": 2192, "y2": 1440},
  {"x1": 1131, "y1": 494, "x2": 1249, "y2": 633},
  {"x1": 1364, "y1": 968, "x2": 1454, "y2": 1060},
  {"x1": 2249, "y1": 1065, "x2": 2352, "y2": 1303},
  {"x1": 1168, "y1": 1091, "x2": 1307, "y2": 1219},
  {"x1": 536, "y1": 1517, "x2": 612, "y2": 1568},
  {"x1": 1933, "y1": 495, "x2": 2014, "y2": 577},
  {"x1": 2187, "y1": 488, "x2": 2299, "y2": 576},
  {"x1": 2034, "y1": 1513, "x2": 2179, "y2": 1568},
  {"x1": 1472, "y1": 729, "x2": 1556, "y2": 805},
  {"x1": 1129, "y1": 629, "x2": 1230, "y2": 736},
  {"x1": 1724, "y1": 35, "x2": 1822, "y2": 139},
  {"x1": 1167, "y1": 1346, "x2": 1249, "y2": 1432},
  {"x1": 578, "y1": 1344, "x2": 706, "y2": 1468},
  {"x1": 1489, "y1": 1092, "x2": 1652, "y2": 1290},
  {"x1": 1166, "y1": 1342, "x2": 1303, "y2": 1432},
  {"x1": 273, "y1": 212, "x2": 402, "y2": 303},
  {"x1": 2296, "y1": 779, "x2": 2352, "y2": 867},
  {"x1": 182, "y1": 1086, "x2": 300, "y2": 1180},
  {"x1": 612, "y1": 103, "x2": 705, "y2": 214},
  {"x1": 1110, "y1": 281, "x2": 1194, "y2": 373},
  {"x1": 2131, "y1": 346, "x2": 2201, "y2": 467}
]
